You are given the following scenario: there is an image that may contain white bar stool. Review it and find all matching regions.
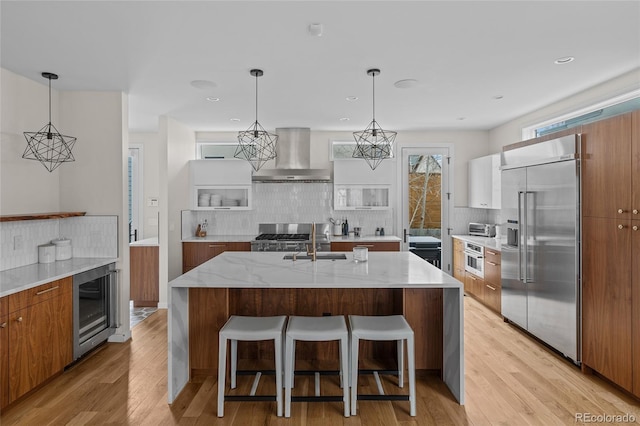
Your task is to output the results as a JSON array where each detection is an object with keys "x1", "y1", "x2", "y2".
[
  {"x1": 284, "y1": 315, "x2": 350, "y2": 417},
  {"x1": 348, "y1": 314, "x2": 416, "y2": 416},
  {"x1": 217, "y1": 315, "x2": 287, "y2": 417}
]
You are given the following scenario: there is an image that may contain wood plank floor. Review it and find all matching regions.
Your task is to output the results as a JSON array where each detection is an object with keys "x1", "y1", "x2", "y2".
[{"x1": 2, "y1": 295, "x2": 639, "y2": 425}]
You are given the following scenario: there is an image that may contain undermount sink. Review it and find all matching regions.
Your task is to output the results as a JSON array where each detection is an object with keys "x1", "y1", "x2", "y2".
[{"x1": 283, "y1": 253, "x2": 347, "y2": 260}]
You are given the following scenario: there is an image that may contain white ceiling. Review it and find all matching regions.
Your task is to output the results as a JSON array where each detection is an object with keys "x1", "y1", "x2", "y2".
[{"x1": 2, "y1": 1, "x2": 639, "y2": 133}]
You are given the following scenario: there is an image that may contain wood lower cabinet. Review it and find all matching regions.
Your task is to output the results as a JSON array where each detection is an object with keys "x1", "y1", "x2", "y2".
[
  {"x1": 130, "y1": 245, "x2": 159, "y2": 307},
  {"x1": 330, "y1": 241, "x2": 400, "y2": 252},
  {"x1": 0, "y1": 297, "x2": 8, "y2": 410},
  {"x1": 3, "y1": 277, "x2": 73, "y2": 407},
  {"x1": 182, "y1": 241, "x2": 251, "y2": 273},
  {"x1": 452, "y1": 238, "x2": 501, "y2": 314},
  {"x1": 633, "y1": 219, "x2": 640, "y2": 398},
  {"x1": 464, "y1": 272, "x2": 484, "y2": 298},
  {"x1": 453, "y1": 239, "x2": 465, "y2": 282}
]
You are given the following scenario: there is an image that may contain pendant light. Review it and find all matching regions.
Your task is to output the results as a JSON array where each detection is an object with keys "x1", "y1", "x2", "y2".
[
  {"x1": 353, "y1": 68, "x2": 397, "y2": 170},
  {"x1": 234, "y1": 69, "x2": 278, "y2": 171},
  {"x1": 23, "y1": 72, "x2": 77, "y2": 172}
]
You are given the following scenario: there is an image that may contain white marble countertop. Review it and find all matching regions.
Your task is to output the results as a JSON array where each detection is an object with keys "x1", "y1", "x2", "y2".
[
  {"x1": 452, "y1": 235, "x2": 503, "y2": 252},
  {"x1": 169, "y1": 251, "x2": 460, "y2": 289},
  {"x1": 182, "y1": 235, "x2": 255, "y2": 243},
  {"x1": 130, "y1": 237, "x2": 159, "y2": 246},
  {"x1": 0, "y1": 257, "x2": 118, "y2": 298},
  {"x1": 329, "y1": 235, "x2": 402, "y2": 243}
]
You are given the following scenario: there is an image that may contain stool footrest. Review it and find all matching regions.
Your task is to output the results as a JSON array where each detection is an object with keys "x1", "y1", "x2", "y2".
[
  {"x1": 357, "y1": 394, "x2": 410, "y2": 401},
  {"x1": 225, "y1": 395, "x2": 277, "y2": 402},
  {"x1": 292, "y1": 396, "x2": 344, "y2": 402},
  {"x1": 236, "y1": 369, "x2": 276, "y2": 375},
  {"x1": 358, "y1": 369, "x2": 399, "y2": 375}
]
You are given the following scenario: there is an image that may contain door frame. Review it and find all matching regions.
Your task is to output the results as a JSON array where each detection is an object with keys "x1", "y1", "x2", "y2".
[
  {"x1": 128, "y1": 144, "x2": 144, "y2": 242},
  {"x1": 397, "y1": 144, "x2": 454, "y2": 274}
]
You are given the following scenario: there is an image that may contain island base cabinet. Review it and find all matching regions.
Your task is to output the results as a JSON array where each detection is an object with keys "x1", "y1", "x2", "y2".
[
  {"x1": 6, "y1": 278, "x2": 73, "y2": 405},
  {"x1": 188, "y1": 287, "x2": 443, "y2": 378}
]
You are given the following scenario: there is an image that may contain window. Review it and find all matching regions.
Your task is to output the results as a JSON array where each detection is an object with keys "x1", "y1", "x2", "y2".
[
  {"x1": 330, "y1": 140, "x2": 395, "y2": 160},
  {"x1": 196, "y1": 142, "x2": 240, "y2": 159}
]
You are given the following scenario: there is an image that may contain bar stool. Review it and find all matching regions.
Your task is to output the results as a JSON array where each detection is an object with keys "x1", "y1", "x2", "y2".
[
  {"x1": 217, "y1": 315, "x2": 287, "y2": 417},
  {"x1": 284, "y1": 315, "x2": 350, "y2": 417},
  {"x1": 348, "y1": 315, "x2": 416, "y2": 416}
]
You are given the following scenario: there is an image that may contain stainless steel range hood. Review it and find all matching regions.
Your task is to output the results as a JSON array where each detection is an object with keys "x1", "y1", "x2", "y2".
[{"x1": 252, "y1": 127, "x2": 331, "y2": 182}]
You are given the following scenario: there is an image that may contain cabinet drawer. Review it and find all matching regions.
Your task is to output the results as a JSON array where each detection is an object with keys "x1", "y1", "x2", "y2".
[
  {"x1": 331, "y1": 241, "x2": 400, "y2": 252},
  {"x1": 484, "y1": 248, "x2": 501, "y2": 264},
  {"x1": 8, "y1": 277, "x2": 72, "y2": 313},
  {"x1": 464, "y1": 272, "x2": 484, "y2": 297},
  {"x1": 483, "y1": 282, "x2": 501, "y2": 312}
]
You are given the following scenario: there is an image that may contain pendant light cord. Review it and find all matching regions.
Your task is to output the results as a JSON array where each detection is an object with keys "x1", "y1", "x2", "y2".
[
  {"x1": 48, "y1": 76, "x2": 52, "y2": 125},
  {"x1": 255, "y1": 72, "x2": 259, "y2": 125},
  {"x1": 372, "y1": 71, "x2": 376, "y2": 122}
]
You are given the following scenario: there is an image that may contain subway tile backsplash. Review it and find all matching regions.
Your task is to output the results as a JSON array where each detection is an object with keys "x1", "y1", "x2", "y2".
[
  {"x1": 182, "y1": 182, "x2": 394, "y2": 239},
  {"x1": 0, "y1": 215, "x2": 118, "y2": 271}
]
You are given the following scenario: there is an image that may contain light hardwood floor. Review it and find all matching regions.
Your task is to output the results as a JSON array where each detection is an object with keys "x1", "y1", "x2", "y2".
[{"x1": 2, "y1": 296, "x2": 639, "y2": 425}]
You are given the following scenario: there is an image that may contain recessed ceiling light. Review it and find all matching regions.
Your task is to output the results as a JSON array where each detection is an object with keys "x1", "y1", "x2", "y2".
[
  {"x1": 230, "y1": 118, "x2": 240, "y2": 122},
  {"x1": 492, "y1": 95, "x2": 504, "y2": 100},
  {"x1": 206, "y1": 97, "x2": 220, "y2": 102},
  {"x1": 346, "y1": 96, "x2": 358, "y2": 101},
  {"x1": 190, "y1": 80, "x2": 217, "y2": 90},
  {"x1": 339, "y1": 117, "x2": 350, "y2": 122},
  {"x1": 308, "y1": 23, "x2": 323, "y2": 37},
  {"x1": 457, "y1": 117, "x2": 466, "y2": 121},
  {"x1": 394, "y1": 79, "x2": 419, "y2": 89},
  {"x1": 554, "y1": 56, "x2": 575, "y2": 65}
]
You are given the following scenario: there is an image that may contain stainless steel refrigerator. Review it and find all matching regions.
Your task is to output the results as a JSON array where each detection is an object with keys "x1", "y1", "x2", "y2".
[{"x1": 501, "y1": 134, "x2": 581, "y2": 364}]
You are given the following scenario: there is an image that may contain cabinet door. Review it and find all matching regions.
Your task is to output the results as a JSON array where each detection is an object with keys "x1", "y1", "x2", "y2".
[
  {"x1": 633, "y1": 110, "x2": 640, "y2": 217},
  {"x1": 468, "y1": 155, "x2": 492, "y2": 208},
  {"x1": 633, "y1": 219, "x2": 640, "y2": 397},
  {"x1": 582, "y1": 217, "x2": 632, "y2": 391},
  {"x1": 464, "y1": 272, "x2": 484, "y2": 299},
  {"x1": 452, "y1": 239, "x2": 465, "y2": 281},
  {"x1": 483, "y1": 282, "x2": 501, "y2": 313},
  {"x1": 582, "y1": 114, "x2": 632, "y2": 219},
  {"x1": 130, "y1": 245, "x2": 159, "y2": 307},
  {"x1": 0, "y1": 298, "x2": 8, "y2": 410},
  {"x1": 183, "y1": 242, "x2": 228, "y2": 272}
]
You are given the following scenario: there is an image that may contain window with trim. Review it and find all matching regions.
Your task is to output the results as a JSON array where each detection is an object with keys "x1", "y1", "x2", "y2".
[
  {"x1": 330, "y1": 140, "x2": 395, "y2": 160},
  {"x1": 196, "y1": 142, "x2": 240, "y2": 159}
]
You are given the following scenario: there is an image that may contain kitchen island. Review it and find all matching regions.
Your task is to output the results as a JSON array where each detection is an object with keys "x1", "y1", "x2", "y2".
[{"x1": 168, "y1": 251, "x2": 464, "y2": 405}]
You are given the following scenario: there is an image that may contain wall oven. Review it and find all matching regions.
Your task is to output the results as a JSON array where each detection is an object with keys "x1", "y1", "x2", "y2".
[
  {"x1": 73, "y1": 263, "x2": 118, "y2": 360},
  {"x1": 464, "y1": 241, "x2": 484, "y2": 278}
]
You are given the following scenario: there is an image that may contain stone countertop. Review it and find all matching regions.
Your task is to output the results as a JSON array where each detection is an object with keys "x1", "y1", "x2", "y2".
[
  {"x1": 452, "y1": 235, "x2": 503, "y2": 252},
  {"x1": 169, "y1": 251, "x2": 460, "y2": 289},
  {"x1": 329, "y1": 235, "x2": 402, "y2": 243},
  {"x1": 0, "y1": 257, "x2": 118, "y2": 298}
]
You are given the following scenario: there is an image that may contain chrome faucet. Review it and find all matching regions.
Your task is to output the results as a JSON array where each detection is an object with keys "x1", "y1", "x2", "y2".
[{"x1": 306, "y1": 222, "x2": 317, "y2": 261}]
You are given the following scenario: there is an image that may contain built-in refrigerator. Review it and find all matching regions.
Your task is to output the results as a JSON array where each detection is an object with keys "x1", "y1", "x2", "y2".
[{"x1": 501, "y1": 134, "x2": 581, "y2": 364}]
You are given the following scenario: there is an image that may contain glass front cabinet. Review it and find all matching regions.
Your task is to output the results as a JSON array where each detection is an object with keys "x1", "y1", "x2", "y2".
[
  {"x1": 334, "y1": 185, "x2": 390, "y2": 210},
  {"x1": 333, "y1": 157, "x2": 395, "y2": 211},
  {"x1": 190, "y1": 159, "x2": 252, "y2": 210}
]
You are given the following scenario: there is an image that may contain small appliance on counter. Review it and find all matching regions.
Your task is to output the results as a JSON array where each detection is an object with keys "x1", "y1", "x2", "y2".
[
  {"x1": 38, "y1": 243, "x2": 56, "y2": 263},
  {"x1": 468, "y1": 222, "x2": 496, "y2": 237},
  {"x1": 51, "y1": 237, "x2": 72, "y2": 260}
]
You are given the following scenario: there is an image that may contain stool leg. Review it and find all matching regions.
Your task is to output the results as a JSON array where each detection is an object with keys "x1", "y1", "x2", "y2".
[
  {"x1": 217, "y1": 334, "x2": 227, "y2": 417},
  {"x1": 274, "y1": 334, "x2": 283, "y2": 417},
  {"x1": 397, "y1": 338, "x2": 404, "y2": 388},
  {"x1": 407, "y1": 335, "x2": 416, "y2": 416},
  {"x1": 340, "y1": 335, "x2": 350, "y2": 417},
  {"x1": 350, "y1": 335, "x2": 359, "y2": 416},
  {"x1": 284, "y1": 335, "x2": 294, "y2": 418},
  {"x1": 338, "y1": 338, "x2": 344, "y2": 389},
  {"x1": 230, "y1": 339, "x2": 238, "y2": 389}
]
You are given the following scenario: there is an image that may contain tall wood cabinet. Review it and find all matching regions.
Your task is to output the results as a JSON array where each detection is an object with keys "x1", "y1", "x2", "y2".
[
  {"x1": 581, "y1": 110, "x2": 640, "y2": 398},
  {"x1": 0, "y1": 297, "x2": 8, "y2": 410}
]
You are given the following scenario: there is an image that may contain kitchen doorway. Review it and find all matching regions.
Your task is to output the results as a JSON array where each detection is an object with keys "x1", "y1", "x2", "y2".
[
  {"x1": 401, "y1": 147, "x2": 452, "y2": 273},
  {"x1": 128, "y1": 146, "x2": 143, "y2": 243}
]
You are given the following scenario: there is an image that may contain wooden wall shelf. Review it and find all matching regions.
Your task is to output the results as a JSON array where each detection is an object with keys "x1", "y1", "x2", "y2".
[{"x1": 0, "y1": 212, "x2": 86, "y2": 222}]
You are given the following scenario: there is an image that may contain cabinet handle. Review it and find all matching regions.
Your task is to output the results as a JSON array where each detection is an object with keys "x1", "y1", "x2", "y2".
[
  {"x1": 486, "y1": 284, "x2": 496, "y2": 291},
  {"x1": 0, "y1": 322, "x2": 6, "y2": 328},
  {"x1": 208, "y1": 245, "x2": 226, "y2": 248},
  {"x1": 486, "y1": 261, "x2": 498, "y2": 266},
  {"x1": 618, "y1": 224, "x2": 626, "y2": 230},
  {"x1": 633, "y1": 226, "x2": 638, "y2": 231},
  {"x1": 356, "y1": 245, "x2": 375, "y2": 248},
  {"x1": 469, "y1": 276, "x2": 477, "y2": 281},
  {"x1": 16, "y1": 317, "x2": 23, "y2": 323},
  {"x1": 618, "y1": 209, "x2": 626, "y2": 214},
  {"x1": 486, "y1": 250, "x2": 497, "y2": 256},
  {"x1": 634, "y1": 209, "x2": 639, "y2": 215},
  {"x1": 36, "y1": 285, "x2": 59, "y2": 296}
]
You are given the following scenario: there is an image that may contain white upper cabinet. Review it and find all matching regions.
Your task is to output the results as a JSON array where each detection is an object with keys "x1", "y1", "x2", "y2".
[
  {"x1": 468, "y1": 154, "x2": 501, "y2": 209},
  {"x1": 333, "y1": 159, "x2": 395, "y2": 210},
  {"x1": 190, "y1": 159, "x2": 252, "y2": 210}
]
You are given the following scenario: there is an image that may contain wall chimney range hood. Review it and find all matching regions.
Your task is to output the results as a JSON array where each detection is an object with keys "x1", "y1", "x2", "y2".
[{"x1": 252, "y1": 127, "x2": 331, "y2": 182}]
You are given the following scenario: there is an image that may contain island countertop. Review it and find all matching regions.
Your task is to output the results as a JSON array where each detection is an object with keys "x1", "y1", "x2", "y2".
[{"x1": 169, "y1": 251, "x2": 461, "y2": 290}]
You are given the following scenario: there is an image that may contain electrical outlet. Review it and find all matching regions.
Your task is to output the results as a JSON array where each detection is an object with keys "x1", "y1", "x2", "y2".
[{"x1": 13, "y1": 235, "x2": 23, "y2": 250}]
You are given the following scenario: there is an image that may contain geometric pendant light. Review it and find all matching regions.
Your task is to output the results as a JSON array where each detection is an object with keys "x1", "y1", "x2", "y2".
[
  {"x1": 234, "y1": 69, "x2": 278, "y2": 171},
  {"x1": 23, "y1": 72, "x2": 77, "y2": 172},
  {"x1": 352, "y1": 68, "x2": 397, "y2": 170}
]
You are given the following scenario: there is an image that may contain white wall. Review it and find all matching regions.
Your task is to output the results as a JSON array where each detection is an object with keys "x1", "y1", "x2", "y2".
[
  {"x1": 489, "y1": 68, "x2": 640, "y2": 151},
  {"x1": 129, "y1": 132, "x2": 160, "y2": 239},
  {"x1": 196, "y1": 129, "x2": 490, "y2": 207},
  {"x1": 0, "y1": 68, "x2": 61, "y2": 214}
]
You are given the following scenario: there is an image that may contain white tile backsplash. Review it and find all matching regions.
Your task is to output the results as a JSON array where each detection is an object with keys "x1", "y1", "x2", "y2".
[
  {"x1": 1, "y1": 215, "x2": 118, "y2": 271},
  {"x1": 182, "y1": 182, "x2": 394, "y2": 239}
]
